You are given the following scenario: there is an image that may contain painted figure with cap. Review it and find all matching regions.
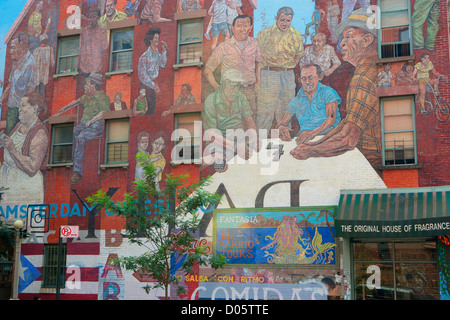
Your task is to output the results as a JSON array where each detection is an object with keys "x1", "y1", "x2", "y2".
[
  {"x1": 202, "y1": 68, "x2": 258, "y2": 172},
  {"x1": 291, "y1": 8, "x2": 381, "y2": 168}
]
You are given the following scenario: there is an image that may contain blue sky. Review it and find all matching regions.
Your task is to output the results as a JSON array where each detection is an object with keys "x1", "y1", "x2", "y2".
[{"x1": 0, "y1": 0, "x2": 29, "y2": 94}]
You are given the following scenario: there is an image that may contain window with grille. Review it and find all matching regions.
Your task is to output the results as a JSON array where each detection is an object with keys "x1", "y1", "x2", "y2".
[
  {"x1": 381, "y1": 96, "x2": 417, "y2": 165},
  {"x1": 57, "y1": 36, "x2": 80, "y2": 74},
  {"x1": 378, "y1": 0, "x2": 412, "y2": 58},
  {"x1": 177, "y1": 20, "x2": 203, "y2": 64},
  {"x1": 106, "y1": 118, "x2": 129, "y2": 164},
  {"x1": 110, "y1": 28, "x2": 134, "y2": 72},
  {"x1": 173, "y1": 113, "x2": 202, "y2": 163},
  {"x1": 42, "y1": 244, "x2": 67, "y2": 288},
  {"x1": 51, "y1": 123, "x2": 74, "y2": 164}
]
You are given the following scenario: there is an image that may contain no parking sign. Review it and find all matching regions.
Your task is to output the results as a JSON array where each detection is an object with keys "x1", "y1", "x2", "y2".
[{"x1": 60, "y1": 225, "x2": 79, "y2": 238}]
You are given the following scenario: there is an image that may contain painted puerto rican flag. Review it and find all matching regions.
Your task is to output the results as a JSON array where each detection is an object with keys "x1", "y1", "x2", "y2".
[{"x1": 19, "y1": 242, "x2": 100, "y2": 300}]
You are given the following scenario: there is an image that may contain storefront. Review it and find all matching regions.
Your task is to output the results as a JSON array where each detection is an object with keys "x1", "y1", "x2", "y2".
[{"x1": 336, "y1": 186, "x2": 450, "y2": 300}]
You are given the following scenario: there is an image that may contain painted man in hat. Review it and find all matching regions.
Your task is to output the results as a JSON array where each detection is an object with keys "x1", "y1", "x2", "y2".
[
  {"x1": 66, "y1": 73, "x2": 110, "y2": 184},
  {"x1": 290, "y1": 8, "x2": 381, "y2": 168},
  {"x1": 202, "y1": 68, "x2": 258, "y2": 172}
]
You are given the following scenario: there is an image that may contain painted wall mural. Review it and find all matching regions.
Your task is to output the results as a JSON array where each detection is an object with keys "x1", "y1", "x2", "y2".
[
  {"x1": 214, "y1": 208, "x2": 336, "y2": 265},
  {"x1": 0, "y1": 0, "x2": 449, "y2": 300}
]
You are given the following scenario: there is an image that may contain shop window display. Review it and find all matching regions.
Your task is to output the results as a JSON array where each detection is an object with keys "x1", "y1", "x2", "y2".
[{"x1": 353, "y1": 241, "x2": 439, "y2": 300}]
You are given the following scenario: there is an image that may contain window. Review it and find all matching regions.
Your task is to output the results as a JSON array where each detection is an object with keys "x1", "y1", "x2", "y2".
[
  {"x1": 177, "y1": 20, "x2": 203, "y2": 64},
  {"x1": 173, "y1": 113, "x2": 201, "y2": 163},
  {"x1": 42, "y1": 244, "x2": 67, "y2": 288},
  {"x1": 51, "y1": 123, "x2": 74, "y2": 164},
  {"x1": 378, "y1": 0, "x2": 412, "y2": 58},
  {"x1": 57, "y1": 36, "x2": 80, "y2": 74},
  {"x1": 105, "y1": 119, "x2": 129, "y2": 164},
  {"x1": 381, "y1": 96, "x2": 417, "y2": 165},
  {"x1": 352, "y1": 241, "x2": 439, "y2": 300},
  {"x1": 110, "y1": 28, "x2": 134, "y2": 72}
]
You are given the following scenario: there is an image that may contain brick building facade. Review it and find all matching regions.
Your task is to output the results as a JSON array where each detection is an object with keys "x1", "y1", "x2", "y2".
[{"x1": 0, "y1": 0, "x2": 450, "y2": 300}]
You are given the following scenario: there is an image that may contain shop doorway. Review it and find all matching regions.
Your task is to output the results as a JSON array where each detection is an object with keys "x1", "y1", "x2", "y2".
[{"x1": 352, "y1": 240, "x2": 439, "y2": 300}]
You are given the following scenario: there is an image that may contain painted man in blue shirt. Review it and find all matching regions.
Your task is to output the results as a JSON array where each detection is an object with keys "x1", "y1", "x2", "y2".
[{"x1": 277, "y1": 63, "x2": 341, "y2": 144}]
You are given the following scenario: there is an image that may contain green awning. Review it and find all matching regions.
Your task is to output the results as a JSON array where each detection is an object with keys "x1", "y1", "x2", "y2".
[{"x1": 335, "y1": 186, "x2": 450, "y2": 238}]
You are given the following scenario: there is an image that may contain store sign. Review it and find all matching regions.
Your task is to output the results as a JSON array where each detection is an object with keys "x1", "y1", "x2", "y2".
[
  {"x1": 214, "y1": 207, "x2": 336, "y2": 265},
  {"x1": 336, "y1": 216, "x2": 450, "y2": 238}
]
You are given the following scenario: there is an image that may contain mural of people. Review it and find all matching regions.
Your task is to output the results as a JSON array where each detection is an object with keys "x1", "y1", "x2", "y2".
[
  {"x1": 148, "y1": 130, "x2": 167, "y2": 192},
  {"x1": 133, "y1": 88, "x2": 148, "y2": 116},
  {"x1": 202, "y1": 68, "x2": 258, "y2": 172},
  {"x1": 277, "y1": 63, "x2": 342, "y2": 144},
  {"x1": 33, "y1": 36, "x2": 55, "y2": 97},
  {"x1": 299, "y1": 33, "x2": 341, "y2": 78},
  {"x1": 204, "y1": 14, "x2": 261, "y2": 121},
  {"x1": 138, "y1": 27, "x2": 167, "y2": 115},
  {"x1": 377, "y1": 63, "x2": 394, "y2": 88},
  {"x1": 226, "y1": 0, "x2": 242, "y2": 37},
  {"x1": 412, "y1": 0, "x2": 440, "y2": 50},
  {"x1": 1, "y1": 32, "x2": 37, "y2": 134},
  {"x1": 68, "y1": 73, "x2": 110, "y2": 184},
  {"x1": 396, "y1": 62, "x2": 416, "y2": 86},
  {"x1": 206, "y1": 0, "x2": 231, "y2": 50},
  {"x1": 135, "y1": 130, "x2": 167, "y2": 192},
  {"x1": 256, "y1": 6, "x2": 304, "y2": 131},
  {"x1": 304, "y1": 5, "x2": 325, "y2": 39},
  {"x1": 140, "y1": 0, "x2": 171, "y2": 23},
  {"x1": 0, "y1": 91, "x2": 48, "y2": 204},
  {"x1": 98, "y1": 0, "x2": 128, "y2": 28},
  {"x1": 174, "y1": 84, "x2": 197, "y2": 105},
  {"x1": 413, "y1": 52, "x2": 442, "y2": 114},
  {"x1": 326, "y1": 0, "x2": 340, "y2": 43},
  {"x1": 27, "y1": 0, "x2": 45, "y2": 52},
  {"x1": 290, "y1": 9, "x2": 380, "y2": 166},
  {"x1": 110, "y1": 92, "x2": 128, "y2": 111},
  {"x1": 79, "y1": 9, "x2": 108, "y2": 75},
  {"x1": 135, "y1": 131, "x2": 150, "y2": 180}
]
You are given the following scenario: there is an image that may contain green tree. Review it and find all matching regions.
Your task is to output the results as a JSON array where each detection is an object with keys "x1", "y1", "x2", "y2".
[{"x1": 87, "y1": 152, "x2": 226, "y2": 299}]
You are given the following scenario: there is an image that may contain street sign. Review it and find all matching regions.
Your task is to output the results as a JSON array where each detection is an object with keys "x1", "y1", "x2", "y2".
[{"x1": 60, "y1": 225, "x2": 79, "y2": 238}]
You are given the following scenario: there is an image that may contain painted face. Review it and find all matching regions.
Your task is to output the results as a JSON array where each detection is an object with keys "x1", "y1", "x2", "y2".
[
  {"x1": 10, "y1": 38, "x2": 26, "y2": 61},
  {"x1": 421, "y1": 54, "x2": 430, "y2": 65},
  {"x1": 114, "y1": 93, "x2": 122, "y2": 103},
  {"x1": 222, "y1": 80, "x2": 241, "y2": 102},
  {"x1": 19, "y1": 97, "x2": 37, "y2": 124},
  {"x1": 232, "y1": 17, "x2": 252, "y2": 42},
  {"x1": 300, "y1": 66, "x2": 320, "y2": 95},
  {"x1": 180, "y1": 86, "x2": 189, "y2": 96},
  {"x1": 312, "y1": 35, "x2": 326, "y2": 52},
  {"x1": 339, "y1": 27, "x2": 367, "y2": 63},
  {"x1": 151, "y1": 33, "x2": 160, "y2": 47},
  {"x1": 275, "y1": 13, "x2": 293, "y2": 33},
  {"x1": 106, "y1": 0, "x2": 116, "y2": 17},
  {"x1": 152, "y1": 137, "x2": 165, "y2": 154},
  {"x1": 84, "y1": 79, "x2": 96, "y2": 96},
  {"x1": 138, "y1": 136, "x2": 149, "y2": 150},
  {"x1": 36, "y1": 1, "x2": 44, "y2": 12},
  {"x1": 88, "y1": 11, "x2": 99, "y2": 28}
]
